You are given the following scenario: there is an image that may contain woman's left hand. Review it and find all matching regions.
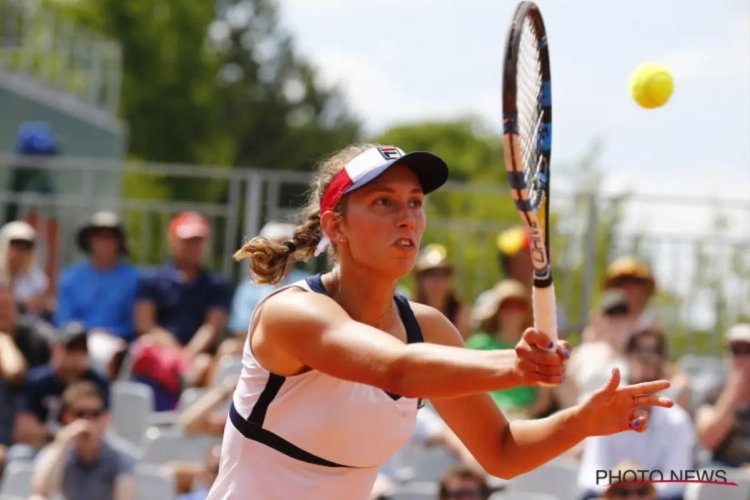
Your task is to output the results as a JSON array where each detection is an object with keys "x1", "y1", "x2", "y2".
[{"x1": 577, "y1": 368, "x2": 674, "y2": 437}]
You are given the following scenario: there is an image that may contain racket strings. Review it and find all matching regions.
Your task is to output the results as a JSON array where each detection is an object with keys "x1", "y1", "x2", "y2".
[{"x1": 516, "y1": 18, "x2": 544, "y2": 209}]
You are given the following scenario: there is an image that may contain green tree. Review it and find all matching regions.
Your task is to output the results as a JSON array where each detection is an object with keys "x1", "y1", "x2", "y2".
[{"x1": 214, "y1": 0, "x2": 360, "y2": 174}]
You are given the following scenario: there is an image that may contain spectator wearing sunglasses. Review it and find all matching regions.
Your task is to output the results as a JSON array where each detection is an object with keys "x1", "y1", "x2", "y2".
[
  {"x1": 625, "y1": 329, "x2": 690, "y2": 411},
  {"x1": 598, "y1": 460, "x2": 656, "y2": 500},
  {"x1": 558, "y1": 290, "x2": 633, "y2": 410},
  {"x1": 438, "y1": 466, "x2": 491, "y2": 500},
  {"x1": 695, "y1": 324, "x2": 750, "y2": 469},
  {"x1": 0, "y1": 221, "x2": 53, "y2": 318},
  {"x1": 412, "y1": 244, "x2": 471, "y2": 339},
  {"x1": 30, "y1": 381, "x2": 136, "y2": 500},
  {"x1": 467, "y1": 279, "x2": 553, "y2": 418},
  {"x1": 577, "y1": 334, "x2": 694, "y2": 500}
]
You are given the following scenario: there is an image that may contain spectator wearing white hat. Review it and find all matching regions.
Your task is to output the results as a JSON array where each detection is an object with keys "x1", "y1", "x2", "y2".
[
  {"x1": 695, "y1": 323, "x2": 750, "y2": 469},
  {"x1": 0, "y1": 221, "x2": 52, "y2": 318}
]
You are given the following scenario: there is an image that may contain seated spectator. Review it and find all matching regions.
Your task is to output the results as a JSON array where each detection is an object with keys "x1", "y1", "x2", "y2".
[
  {"x1": 133, "y1": 212, "x2": 232, "y2": 410},
  {"x1": 176, "y1": 445, "x2": 220, "y2": 500},
  {"x1": 467, "y1": 280, "x2": 553, "y2": 418},
  {"x1": 55, "y1": 211, "x2": 139, "y2": 371},
  {"x1": 224, "y1": 221, "x2": 309, "y2": 350},
  {"x1": 584, "y1": 257, "x2": 661, "y2": 342},
  {"x1": 178, "y1": 375, "x2": 236, "y2": 436},
  {"x1": 413, "y1": 244, "x2": 471, "y2": 339},
  {"x1": 0, "y1": 279, "x2": 53, "y2": 471},
  {"x1": 437, "y1": 466, "x2": 491, "y2": 500},
  {"x1": 695, "y1": 323, "x2": 750, "y2": 469},
  {"x1": 558, "y1": 290, "x2": 632, "y2": 409},
  {"x1": 599, "y1": 460, "x2": 657, "y2": 500},
  {"x1": 30, "y1": 381, "x2": 136, "y2": 500},
  {"x1": 577, "y1": 337, "x2": 694, "y2": 500},
  {"x1": 625, "y1": 327, "x2": 690, "y2": 411},
  {"x1": 10, "y1": 323, "x2": 110, "y2": 462},
  {"x1": 0, "y1": 221, "x2": 53, "y2": 318},
  {"x1": 375, "y1": 405, "x2": 485, "y2": 495}
]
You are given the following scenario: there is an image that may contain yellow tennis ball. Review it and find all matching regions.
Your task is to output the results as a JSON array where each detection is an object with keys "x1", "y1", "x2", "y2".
[{"x1": 630, "y1": 63, "x2": 674, "y2": 109}]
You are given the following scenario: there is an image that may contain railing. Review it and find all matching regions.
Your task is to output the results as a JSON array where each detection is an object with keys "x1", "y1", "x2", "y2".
[
  {"x1": 1, "y1": 154, "x2": 748, "y2": 356},
  {"x1": 0, "y1": 0, "x2": 122, "y2": 114}
]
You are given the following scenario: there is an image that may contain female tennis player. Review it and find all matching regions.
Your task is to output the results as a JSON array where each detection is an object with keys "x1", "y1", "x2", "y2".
[{"x1": 207, "y1": 144, "x2": 674, "y2": 500}]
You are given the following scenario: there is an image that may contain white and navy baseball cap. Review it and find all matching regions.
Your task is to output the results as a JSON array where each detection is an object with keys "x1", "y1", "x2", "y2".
[{"x1": 319, "y1": 146, "x2": 449, "y2": 215}]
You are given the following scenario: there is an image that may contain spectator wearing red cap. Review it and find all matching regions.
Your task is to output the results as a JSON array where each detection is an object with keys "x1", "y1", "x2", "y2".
[{"x1": 133, "y1": 212, "x2": 232, "y2": 411}]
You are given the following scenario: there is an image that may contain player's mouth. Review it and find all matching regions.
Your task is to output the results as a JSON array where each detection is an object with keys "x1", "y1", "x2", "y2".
[{"x1": 394, "y1": 238, "x2": 416, "y2": 250}]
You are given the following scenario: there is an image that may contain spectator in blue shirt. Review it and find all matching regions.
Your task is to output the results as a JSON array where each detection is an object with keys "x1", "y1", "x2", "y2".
[
  {"x1": 55, "y1": 211, "x2": 139, "y2": 344},
  {"x1": 9, "y1": 322, "x2": 110, "y2": 463},
  {"x1": 133, "y1": 212, "x2": 231, "y2": 409}
]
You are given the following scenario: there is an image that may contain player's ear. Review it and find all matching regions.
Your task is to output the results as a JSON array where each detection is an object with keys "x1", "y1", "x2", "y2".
[{"x1": 320, "y1": 210, "x2": 344, "y2": 244}]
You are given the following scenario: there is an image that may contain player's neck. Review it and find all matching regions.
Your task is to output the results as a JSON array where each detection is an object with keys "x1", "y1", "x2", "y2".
[{"x1": 325, "y1": 266, "x2": 397, "y2": 328}]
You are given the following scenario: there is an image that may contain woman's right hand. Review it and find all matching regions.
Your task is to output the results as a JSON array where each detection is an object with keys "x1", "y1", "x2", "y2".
[{"x1": 513, "y1": 328, "x2": 570, "y2": 386}]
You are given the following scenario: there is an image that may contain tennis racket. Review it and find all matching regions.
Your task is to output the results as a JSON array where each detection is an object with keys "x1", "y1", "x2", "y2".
[{"x1": 501, "y1": 2, "x2": 557, "y2": 349}]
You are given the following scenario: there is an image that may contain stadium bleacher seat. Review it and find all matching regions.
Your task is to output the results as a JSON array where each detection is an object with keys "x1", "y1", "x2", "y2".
[
  {"x1": 490, "y1": 491, "x2": 558, "y2": 500},
  {"x1": 134, "y1": 464, "x2": 177, "y2": 500},
  {"x1": 389, "y1": 480, "x2": 437, "y2": 499},
  {"x1": 505, "y1": 457, "x2": 579, "y2": 500},
  {"x1": 140, "y1": 429, "x2": 220, "y2": 465},
  {"x1": 0, "y1": 461, "x2": 34, "y2": 498},
  {"x1": 112, "y1": 381, "x2": 155, "y2": 448},
  {"x1": 684, "y1": 469, "x2": 750, "y2": 500}
]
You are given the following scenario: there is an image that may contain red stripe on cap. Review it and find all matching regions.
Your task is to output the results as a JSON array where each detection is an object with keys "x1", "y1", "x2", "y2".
[{"x1": 320, "y1": 169, "x2": 355, "y2": 214}]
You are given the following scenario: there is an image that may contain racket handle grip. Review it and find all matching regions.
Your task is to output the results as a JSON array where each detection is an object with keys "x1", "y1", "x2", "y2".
[
  {"x1": 532, "y1": 283, "x2": 558, "y2": 341},
  {"x1": 533, "y1": 284, "x2": 559, "y2": 387}
]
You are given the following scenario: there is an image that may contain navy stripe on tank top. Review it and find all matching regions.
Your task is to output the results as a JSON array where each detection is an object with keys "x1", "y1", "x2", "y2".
[{"x1": 229, "y1": 274, "x2": 425, "y2": 468}]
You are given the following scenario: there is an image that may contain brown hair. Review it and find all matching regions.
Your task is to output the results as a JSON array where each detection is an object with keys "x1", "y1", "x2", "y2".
[
  {"x1": 62, "y1": 381, "x2": 104, "y2": 411},
  {"x1": 234, "y1": 144, "x2": 381, "y2": 284},
  {"x1": 438, "y1": 466, "x2": 490, "y2": 500}
]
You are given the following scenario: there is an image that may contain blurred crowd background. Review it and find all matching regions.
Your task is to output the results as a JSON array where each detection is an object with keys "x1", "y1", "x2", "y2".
[{"x1": 0, "y1": 1, "x2": 749, "y2": 500}]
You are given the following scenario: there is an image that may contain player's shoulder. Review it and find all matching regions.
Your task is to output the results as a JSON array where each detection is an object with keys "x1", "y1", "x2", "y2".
[
  {"x1": 408, "y1": 301, "x2": 464, "y2": 347},
  {"x1": 261, "y1": 285, "x2": 343, "y2": 326}
]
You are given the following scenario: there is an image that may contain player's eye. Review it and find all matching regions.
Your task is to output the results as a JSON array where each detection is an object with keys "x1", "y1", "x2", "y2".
[
  {"x1": 409, "y1": 198, "x2": 423, "y2": 208},
  {"x1": 374, "y1": 197, "x2": 391, "y2": 206}
]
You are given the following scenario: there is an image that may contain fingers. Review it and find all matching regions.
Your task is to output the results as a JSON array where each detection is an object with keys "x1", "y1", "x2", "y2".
[
  {"x1": 515, "y1": 342, "x2": 563, "y2": 365},
  {"x1": 516, "y1": 358, "x2": 565, "y2": 377},
  {"x1": 600, "y1": 367, "x2": 622, "y2": 394},
  {"x1": 521, "y1": 328, "x2": 554, "y2": 350},
  {"x1": 628, "y1": 408, "x2": 649, "y2": 433},
  {"x1": 621, "y1": 379, "x2": 671, "y2": 396},
  {"x1": 633, "y1": 394, "x2": 674, "y2": 409},
  {"x1": 555, "y1": 340, "x2": 572, "y2": 360}
]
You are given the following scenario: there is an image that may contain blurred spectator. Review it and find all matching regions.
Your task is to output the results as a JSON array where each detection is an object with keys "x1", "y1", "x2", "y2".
[
  {"x1": 625, "y1": 327, "x2": 690, "y2": 411},
  {"x1": 413, "y1": 244, "x2": 471, "y2": 339},
  {"x1": 558, "y1": 290, "x2": 632, "y2": 409},
  {"x1": 437, "y1": 465, "x2": 491, "y2": 500},
  {"x1": 598, "y1": 460, "x2": 657, "y2": 500},
  {"x1": 10, "y1": 322, "x2": 110, "y2": 462},
  {"x1": 374, "y1": 405, "x2": 485, "y2": 498},
  {"x1": 176, "y1": 445, "x2": 220, "y2": 500},
  {"x1": 30, "y1": 381, "x2": 136, "y2": 500},
  {"x1": 133, "y1": 212, "x2": 232, "y2": 410},
  {"x1": 577, "y1": 336, "x2": 694, "y2": 500},
  {"x1": 55, "y1": 212, "x2": 139, "y2": 352},
  {"x1": 695, "y1": 323, "x2": 750, "y2": 469},
  {"x1": 225, "y1": 221, "x2": 309, "y2": 346},
  {"x1": 0, "y1": 221, "x2": 53, "y2": 317},
  {"x1": 0, "y1": 279, "x2": 54, "y2": 470},
  {"x1": 178, "y1": 376, "x2": 236, "y2": 436},
  {"x1": 585, "y1": 257, "x2": 661, "y2": 341},
  {"x1": 476, "y1": 227, "x2": 567, "y2": 335},
  {"x1": 467, "y1": 280, "x2": 553, "y2": 418}
]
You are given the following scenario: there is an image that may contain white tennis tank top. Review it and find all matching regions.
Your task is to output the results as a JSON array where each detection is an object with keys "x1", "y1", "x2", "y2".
[{"x1": 207, "y1": 275, "x2": 423, "y2": 500}]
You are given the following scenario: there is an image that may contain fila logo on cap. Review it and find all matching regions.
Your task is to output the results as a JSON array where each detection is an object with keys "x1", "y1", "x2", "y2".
[{"x1": 377, "y1": 146, "x2": 402, "y2": 161}]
